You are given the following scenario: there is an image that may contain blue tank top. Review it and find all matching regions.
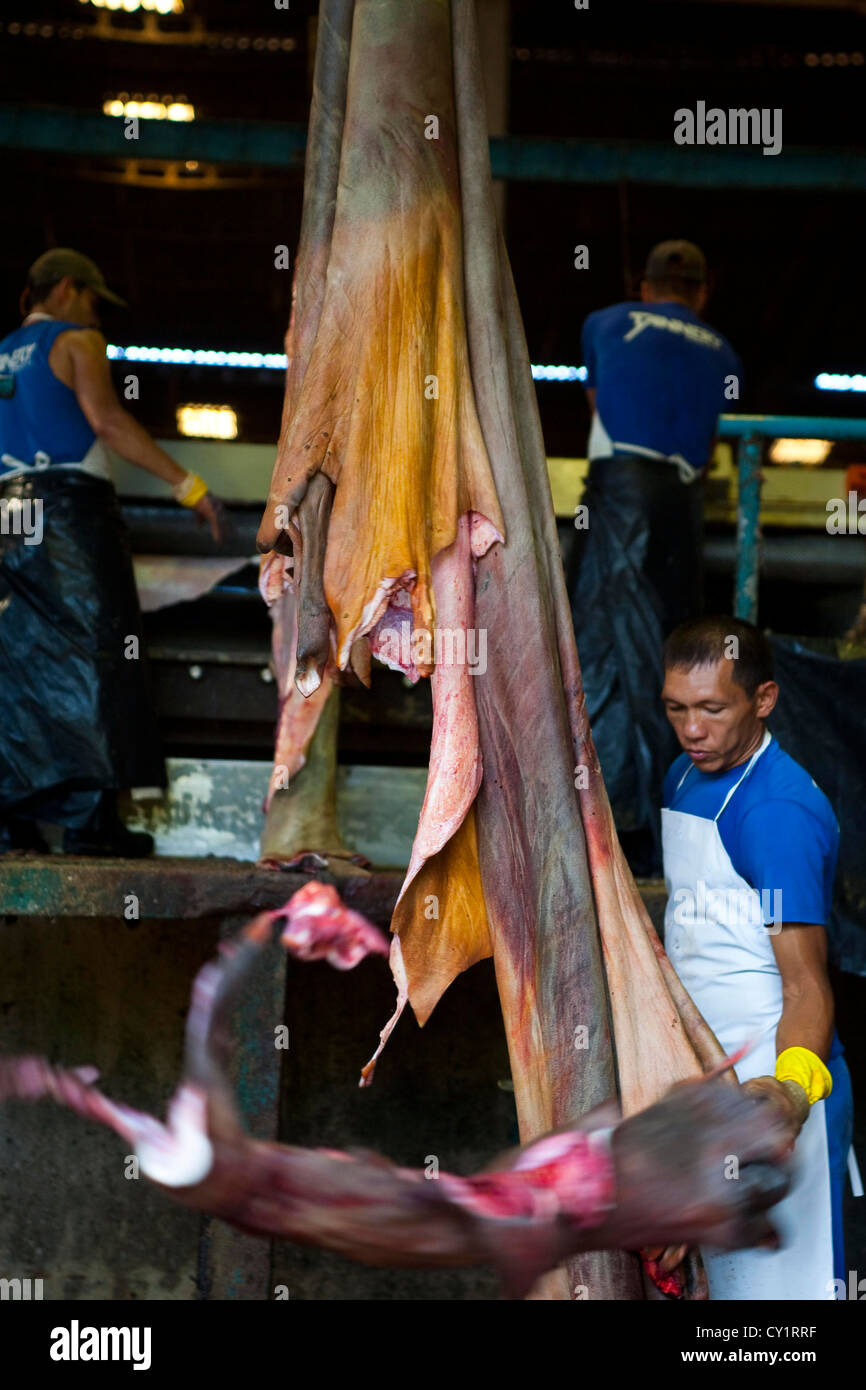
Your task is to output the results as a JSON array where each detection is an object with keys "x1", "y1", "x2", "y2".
[{"x1": 0, "y1": 318, "x2": 97, "y2": 472}]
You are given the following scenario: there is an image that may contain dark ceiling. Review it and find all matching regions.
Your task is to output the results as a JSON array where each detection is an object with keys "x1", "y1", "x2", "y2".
[{"x1": 1, "y1": 0, "x2": 864, "y2": 452}]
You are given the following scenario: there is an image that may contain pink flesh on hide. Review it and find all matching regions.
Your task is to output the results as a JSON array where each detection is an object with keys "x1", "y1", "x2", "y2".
[
  {"x1": 260, "y1": 554, "x2": 333, "y2": 813},
  {"x1": 401, "y1": 513, "x2": 481, "y2": 894}
]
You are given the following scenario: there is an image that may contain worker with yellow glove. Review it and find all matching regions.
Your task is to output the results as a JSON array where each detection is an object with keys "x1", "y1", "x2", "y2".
[
  {"x1": 0, "y1": 249, "x2": 225, "y2": 857},
  {"x1": 659, "y1": 615, "x2": 854, "y2": 1300}
]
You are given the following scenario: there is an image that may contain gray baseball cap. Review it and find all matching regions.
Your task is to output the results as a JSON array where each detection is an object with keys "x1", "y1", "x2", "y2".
[
  {"x1": 643, "y1": 239, "x2": 707, "y2": 285},
  {"x1": 26, "y1": 248, "x2": 128, "y2": 307}
]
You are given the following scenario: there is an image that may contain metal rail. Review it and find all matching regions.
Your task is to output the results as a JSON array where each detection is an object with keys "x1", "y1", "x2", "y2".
[
  {"x1": 717, "y1": 415, "x2": 866, "y2": 622},
  {"x1": 4, "y1": 106, "x2": 866, "y2": 190}
]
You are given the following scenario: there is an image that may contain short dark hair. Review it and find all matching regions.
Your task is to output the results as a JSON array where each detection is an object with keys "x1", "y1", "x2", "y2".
[
  {"x1": 644, "y1": 274, "x2": 703, "y2": 309},
  {"x1": 663, "y1": 616, "x2": 775, "y2": 697},
  {"x1": 20, "y1": 274, "x2": 86, "y2": 317}
]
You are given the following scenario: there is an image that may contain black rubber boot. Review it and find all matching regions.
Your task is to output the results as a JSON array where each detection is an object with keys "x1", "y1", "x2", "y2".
[
  {"x1": 62, "y1": 793, "x2": 154, "y2": 859},
  {"x1": 0, "y1": 817, "x2": 51, "y2": 855}
]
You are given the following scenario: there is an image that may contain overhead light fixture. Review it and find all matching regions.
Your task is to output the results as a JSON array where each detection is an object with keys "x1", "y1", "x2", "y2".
[
  {"x1": 768, "y1": 438, "x2": 832, "y2": 466},
  {"x1": 531, "y1": 363, "x2": 587, "y2": 382},
  {"x1": 177, "y1": 405, "x2": 238, "y2": 440},
  {"x1": 80, "y1": 0, "x2": 184, "y2": 13},
  {"x1": 108, "y1": 345, "x2": 288, "y2": 368},
  {"x1": 804, "y1": 51, "x2": 863, "y2": 68},
  {"x1": 815, "y1": 372, "x2": 866, "y2": 393},
  {"x1": 103, "y1": 95, "x2": 195, "y2": 121},
  {"x1": 107, "y1": 343, "x2": 588, "y2": 381}
]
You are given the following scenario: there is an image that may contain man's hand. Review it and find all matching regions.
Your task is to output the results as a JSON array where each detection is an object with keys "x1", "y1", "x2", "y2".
[
  {"x1": 193, "y1": 492, "x2": 226, "y2": 543},
  {"x1": 639, "y1": 1076, "x2": 808, "y2": 1277},
  {"x1": 742, "y1": 1075, "x2": 810, "y2": 1131},
  {"x1": 595, "y1": 1079, "x2": 796, "y2": 1255}
]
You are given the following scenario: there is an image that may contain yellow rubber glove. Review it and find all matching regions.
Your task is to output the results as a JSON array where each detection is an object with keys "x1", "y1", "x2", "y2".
[
  {"x1": 775, "y1": 1046, "x2": 833, "y2": 1105},
  {"x1": 172, "y1": 472, "x2": 209, "y2": 508}
]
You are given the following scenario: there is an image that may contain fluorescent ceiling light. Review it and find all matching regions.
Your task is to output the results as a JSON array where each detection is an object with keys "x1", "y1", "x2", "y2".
[
  {"x1": 176, "y1": 405, "x2": 238, "y2": 439},
  {"x1": 768, "y1": 438, "x2": 832, "y2": 465},
  {"x1": 108, "y1": 344, "x2": 587, "y2": 381},
  {"x1": 531, "y1": 364, "x2": 587, "y2": 382},
  {"x1": 815, "y1": 373, "x2": 866, "y2": 392},
  {"x1": 107, "y1": 345, "x2": 287, "y2": 368},
  {"x1": 103, "y1": 97, "x2": 194, "y2": 121},
  {"x1": 80, "y1": 0, "x2": 184, "y2": 13}
]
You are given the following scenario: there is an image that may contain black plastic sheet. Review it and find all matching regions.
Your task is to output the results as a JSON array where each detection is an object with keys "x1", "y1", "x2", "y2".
[
  {"x1": 567, "y1": 456, "x2": 704, "y2": 871},
  {"x1": 0, "y1": 471, "x2": 165, "y2": 824},
  {"x1": 768, "y1": 635, "x2": 866, "y2": 977}
]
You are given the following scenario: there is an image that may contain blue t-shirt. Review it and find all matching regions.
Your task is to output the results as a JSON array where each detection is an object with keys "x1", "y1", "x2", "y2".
[
  {"x1": 581, "y1": 300, "x2": 742, "y2": 469},
  {"x1": 664, "y1": 736, "x2": 839, "y2": 926}
]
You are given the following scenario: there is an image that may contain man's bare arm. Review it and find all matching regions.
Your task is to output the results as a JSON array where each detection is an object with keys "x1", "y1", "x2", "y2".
[
  {"x1": 56, "y1": 329, "x2": 224, "y2": 540},
  {"x1": 771, "y1": 922, "x2": 834, "y2": 1061},
  {"x1": 60, "y1": 330, "x2": 187, "y2": 486}
]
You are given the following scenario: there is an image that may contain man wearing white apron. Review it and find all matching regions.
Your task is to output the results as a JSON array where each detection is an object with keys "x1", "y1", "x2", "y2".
[{"x1": 660, "y1": 616, "x2": 853, "y2": 1300}]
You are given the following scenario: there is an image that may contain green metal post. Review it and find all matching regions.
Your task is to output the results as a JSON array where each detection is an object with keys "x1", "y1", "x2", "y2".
[{"x1": 735, "y1": 434, "x2": 763, "y2": 622}]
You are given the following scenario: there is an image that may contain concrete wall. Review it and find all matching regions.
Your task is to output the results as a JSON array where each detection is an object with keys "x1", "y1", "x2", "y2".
[
  {"x1": 0, "y1": 914, "x2": 513, "y2": 1300},
  {"x1": 0, "y1": 916, "x2": 214, "y2": 1299}
]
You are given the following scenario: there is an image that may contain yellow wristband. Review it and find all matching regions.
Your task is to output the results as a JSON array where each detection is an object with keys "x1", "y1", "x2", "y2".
[
  {"x1": 175, "y1": 473, "x2": 209, "y2": 508},
  {"x1": 775, "y1": 1046, "x2": 833, "y2": 1105}
]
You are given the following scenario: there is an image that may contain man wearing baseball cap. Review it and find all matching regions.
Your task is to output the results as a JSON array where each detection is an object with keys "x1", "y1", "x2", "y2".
[
  {"x1": 568, "y1": 240, "x2": 742, "y2": 875},
  {"x1": 0, "y1": 248, "x2": 223, "y2": 855}
]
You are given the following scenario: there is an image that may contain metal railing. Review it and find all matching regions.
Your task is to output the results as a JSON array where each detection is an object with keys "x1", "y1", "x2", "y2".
[{"x1": 716, "y1": 415, "x2": 866, "y2": 623}]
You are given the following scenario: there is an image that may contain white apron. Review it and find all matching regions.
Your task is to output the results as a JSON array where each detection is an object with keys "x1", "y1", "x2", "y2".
[{"x1": 662, "y1": 731, "x2": 834, "y2": 1300}]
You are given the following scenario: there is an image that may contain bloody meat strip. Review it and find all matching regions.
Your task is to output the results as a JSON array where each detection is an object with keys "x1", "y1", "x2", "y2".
[
  {"x1": 0, "y1": 885, "x2": 625, "y2": 1300},
  {"x1": 0, "y1": 886, "x2": 795, "y2": 1298}
]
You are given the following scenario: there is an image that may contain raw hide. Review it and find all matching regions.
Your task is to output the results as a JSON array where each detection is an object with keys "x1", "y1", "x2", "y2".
[{"x1": 256, "y1": 0, "x2": 727, "y2": 1299}]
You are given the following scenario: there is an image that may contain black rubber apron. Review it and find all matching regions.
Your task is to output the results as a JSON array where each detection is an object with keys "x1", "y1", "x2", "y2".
[
  {"x1": 567, "y1": 455, "x2": 704, "y2": 861},
  {"x1": 0, "y1": 470, "x2": 165, "y2": 823}
]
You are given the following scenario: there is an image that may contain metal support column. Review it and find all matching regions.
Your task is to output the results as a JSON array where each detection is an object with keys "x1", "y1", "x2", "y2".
[
  {"x1": 196, "y1": 914, "x2": 289, "y2": 1301},
  {"x1": 735, "y1": 433, "x2": 763, "y2": 622}
]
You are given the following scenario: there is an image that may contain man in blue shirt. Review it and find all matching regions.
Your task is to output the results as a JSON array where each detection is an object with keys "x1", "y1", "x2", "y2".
[
  {"x1": 0, "y1": 248, "x2": 223, "y2": 855},
  {"x1": 660, "y1": 614, "x2": 853, "y2": 1299},
  {"x1": 569, "y1": 241, "x2": 742, "y2": 874}
]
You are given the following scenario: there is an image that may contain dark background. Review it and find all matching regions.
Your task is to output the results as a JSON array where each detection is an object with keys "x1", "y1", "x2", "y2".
[{"x1": 1, "y1": 0, "x2": 864, "y2": 454}]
